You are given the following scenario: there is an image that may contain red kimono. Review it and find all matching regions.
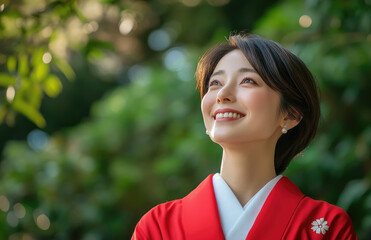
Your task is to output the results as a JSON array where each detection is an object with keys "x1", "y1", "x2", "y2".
[{"x1": 132, "y1": 175, "x2": 357, "y2": 240}]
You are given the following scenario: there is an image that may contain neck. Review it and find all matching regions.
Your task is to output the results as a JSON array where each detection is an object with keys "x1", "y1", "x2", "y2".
[{"x1": 219, "y1": 141, "x2": 277, "y2": 206}]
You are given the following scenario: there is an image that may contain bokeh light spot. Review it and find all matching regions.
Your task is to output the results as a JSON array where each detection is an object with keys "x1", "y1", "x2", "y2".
[
  {"x1": 148, "y1": 29, "x2": 172, "y2": 51},
  {"x1": 119, "y1": 17, "x2": 135, "y2": 35},
  {"x1": 299, "y1": 15, "x2": 312, "y2": 28},
  {"x1": 21, "y1": 234, "x2": 34, "y2": 240},
  {"x1": 92, "y1": 53, "x2": 122, "y2": 75},
  {"x1": 27, "y1": 129, "x2": 49, "y2": 151},
  {"x1": 0, "y1": 4, "x2": 5, "y2": 12},
  {"x1": 128, "y1": 65, "x2": 151, "y2": 85},
  {"x1": 41, "y1": 27, "x2": 53, "y2": 38},
  {"x1": 14, "y1": 203, "x2": 26, "y2": 219},
  {"x1": 80, "y1": 1, "x2": 103, "y2": 20},
  {"x1": 45, "y1": 161, "x2": 59, "y2": 178},
  {"x1": 6, "y1": 86, "x2": 15, "y2": 102},
  {"x1": 42, "y1": 52, "x2": 52, "y2": 64},
  {"x1": 83, "y1": 21, "x2": 99, "y2": 34},
  {"x1": 0, "y1": 195, "x2": 10, "y2": 212},
  {"x1": 163, "y1": 47, "x2": 186, "y2": 71},
  {"x1": 36, "y1": 214, "x2": 50, "y2": 230},
  {"x1": 7, "y1": 211, "x2": 19, "y2": 227}
]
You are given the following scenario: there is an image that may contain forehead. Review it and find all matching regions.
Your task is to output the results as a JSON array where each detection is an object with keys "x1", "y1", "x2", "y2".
[{"x1": 213, "y1": 49, "x2": 254, "y2": 74}]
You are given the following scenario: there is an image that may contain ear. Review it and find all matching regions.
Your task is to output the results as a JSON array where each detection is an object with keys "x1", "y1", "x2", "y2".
[{"x1": 280, "y1": 110, "x2": 302, "y2": 131}]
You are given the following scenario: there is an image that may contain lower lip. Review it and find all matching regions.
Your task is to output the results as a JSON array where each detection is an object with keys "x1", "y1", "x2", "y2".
[{"x1": 215, "y1": 117, "x2": 243, "y2": 122}]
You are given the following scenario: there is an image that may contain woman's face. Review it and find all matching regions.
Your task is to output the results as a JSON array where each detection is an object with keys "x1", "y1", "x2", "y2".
[{"x1": 201, "y1": 49, "x2": 285, "y2": 146}]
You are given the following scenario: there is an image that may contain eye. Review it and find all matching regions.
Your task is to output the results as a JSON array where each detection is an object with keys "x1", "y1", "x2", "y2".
[
  {"x1": 241, "y1": 78, "x2": 256, "y2": 85},
  {"x1": 209, "y1": 80, "x2": 221, "y2": 87}
]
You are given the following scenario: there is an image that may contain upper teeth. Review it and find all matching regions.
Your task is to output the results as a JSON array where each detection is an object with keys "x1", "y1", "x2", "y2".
[{"x1": 215, "y1": 112, "x2": 242, "y2": 119}]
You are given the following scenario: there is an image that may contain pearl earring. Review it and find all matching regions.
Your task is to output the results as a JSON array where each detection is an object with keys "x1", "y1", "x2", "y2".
[
  {"x1": 206, "y1": 130, "x2": 209, "y2": 135},
  {"x1": 282, "y1": 125, "x2": 287, "y2": 134}
]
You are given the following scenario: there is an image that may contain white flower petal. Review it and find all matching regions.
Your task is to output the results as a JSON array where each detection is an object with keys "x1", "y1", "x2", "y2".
[{"x1": 311, "y1": 218, "x2": 329, "y2": 235}]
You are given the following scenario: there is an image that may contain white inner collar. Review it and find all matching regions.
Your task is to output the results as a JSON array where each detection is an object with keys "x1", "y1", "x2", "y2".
[{"x1": 213, "y1": 173, "x2": 282, "y2": 240}]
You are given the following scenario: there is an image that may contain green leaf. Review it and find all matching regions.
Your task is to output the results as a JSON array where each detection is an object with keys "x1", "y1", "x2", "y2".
[
  {"x1": 7, "y1": 55, "x2": 17, "y2": 72},
  {"x1": 12, "y1": 99, "x2": 46, "y2": 128},
  {"x1": 43, "y1": 75, "x2": 62, "y2": 97},
  {"x1": 31, "y1": 62, "x2": 49, "y2": 83},
  {"x1": 85, "y1": 40, "x2": 116, "y2": 55},
  {"x1": 0, "y1": 73, "x2": 16, "y2": 86},
  {"x1": 54, "y1": 57, "x2": 75, "y2": 81},
  {"x1": 31, "y1": 48, "x2": 44, "y2": 67},
  {"x1": 28, "y1": 83, "x2": 43, "y2": 108},
  {"x1": 18, "y1": 54, "x2": 29, "y2": 77}
]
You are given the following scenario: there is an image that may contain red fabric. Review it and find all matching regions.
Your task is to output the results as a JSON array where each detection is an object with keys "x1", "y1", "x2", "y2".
[{"x1": 132, "y1": 175, "x2": 357, "y2": 240}]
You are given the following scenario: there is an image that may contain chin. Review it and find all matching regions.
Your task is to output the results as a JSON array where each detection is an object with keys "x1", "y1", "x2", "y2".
[
  {"x1": 210, "y1": 132, "x2": 243, "y2": 145},
  {"x1": 210, "y1": 130, "x2": 272, "y2": 147}
]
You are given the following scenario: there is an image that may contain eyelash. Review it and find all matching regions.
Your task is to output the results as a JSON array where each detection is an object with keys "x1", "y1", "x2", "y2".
[
  {"x1": 241, "y1": 78, "x2": 256, "y2": 85},
  {"x1": 208, "y1": 78, "x2": 256, "y2": 87},
  {"x1": 209, "y1": 80, "x2": 221, "y2": 86}
]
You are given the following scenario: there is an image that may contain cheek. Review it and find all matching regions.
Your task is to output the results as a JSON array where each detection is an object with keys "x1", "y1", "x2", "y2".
[
  {"x1": 241, "y1": 90, "x2": 281, "y2": 117},
  {"x1": 201, "y1": 94, "x2": 214, "y2": 125},
  {"x1": 201, "y1": 93, "x2": 212, "y2": 113}
]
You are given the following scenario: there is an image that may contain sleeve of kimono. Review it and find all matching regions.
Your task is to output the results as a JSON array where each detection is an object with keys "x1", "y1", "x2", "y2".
[
  {"x1": 324, "y1": 208, "x2": 358, "y2": 240},
  {"x1": 283, "y1": 196, "x2": 358, "y2": 240},
  {"x1": 131, "y1": 212, "x2": 161, "y2": 240},
  {"x1": 131, "y1": 200, "x2": 184, "y2": 240}
]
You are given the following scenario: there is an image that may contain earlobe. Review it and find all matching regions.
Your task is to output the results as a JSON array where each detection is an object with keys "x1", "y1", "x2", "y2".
[{"x1": 281, "y1": 111, "x2": 302, "y2": 133}]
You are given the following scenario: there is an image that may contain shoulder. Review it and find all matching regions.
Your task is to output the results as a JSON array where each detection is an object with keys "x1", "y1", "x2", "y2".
[
  {"x1": 284, "y1": 195, "x2": 357, "y2": 239},
  {"x1": 132, "y1": 199, "x2": 184, "y2": 240},
  {"x1": 300, "y1": 196, "x2": 354, "y2": 226},
  {"x1": 141, "y1": 199, "x2": 183, "y2": 222}
]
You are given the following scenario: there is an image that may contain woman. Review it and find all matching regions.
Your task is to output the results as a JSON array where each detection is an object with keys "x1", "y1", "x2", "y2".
[{"x1": 131, "y1": 33, "x2": 357, "y2": 240}]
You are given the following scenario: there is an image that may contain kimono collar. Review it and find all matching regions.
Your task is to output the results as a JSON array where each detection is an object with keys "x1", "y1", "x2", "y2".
[
  {"x1": 213, "y1": 174, "x2": 283, "y2": 240},
  {"x1": 182, "y1": 174, "x2": 225, "y2": 240},
  {"x1": 182, "y1": 174, "x2": 304, "y2": 240}
]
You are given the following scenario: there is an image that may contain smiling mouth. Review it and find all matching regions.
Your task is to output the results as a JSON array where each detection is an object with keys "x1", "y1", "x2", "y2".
[{"x1": 215, "y1": 112, "x2": 243, "y2": 120}]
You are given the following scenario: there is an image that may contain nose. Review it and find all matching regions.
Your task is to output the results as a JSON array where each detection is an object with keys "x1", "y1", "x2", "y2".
[{"x1": 216, "y1": 84, "x2": 236, "y2": 103}]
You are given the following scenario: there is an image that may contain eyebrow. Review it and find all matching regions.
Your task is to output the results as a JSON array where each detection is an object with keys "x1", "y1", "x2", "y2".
[{"x1": 210, "y1": 68, "x2": 257, "y2": 78}]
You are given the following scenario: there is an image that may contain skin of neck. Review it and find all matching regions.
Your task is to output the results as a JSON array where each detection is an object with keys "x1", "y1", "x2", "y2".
[{"x1": 219, "y1": 139, "x2": 278, "y2": 207}]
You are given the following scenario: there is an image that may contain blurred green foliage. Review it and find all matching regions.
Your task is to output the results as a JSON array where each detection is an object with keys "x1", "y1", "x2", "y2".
[
  {"x1": 0, "y1": 0, "x2": 370, "y2": 239},
  {"x1": 0, "y1": 0, "x2": 79, "y2": 128}
]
